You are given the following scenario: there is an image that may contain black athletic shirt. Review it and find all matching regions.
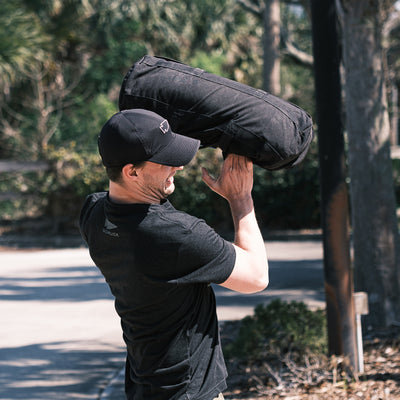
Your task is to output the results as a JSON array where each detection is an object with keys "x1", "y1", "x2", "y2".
[{"x1": 79, "y1": 192, "x2": 236, "y2": 400}]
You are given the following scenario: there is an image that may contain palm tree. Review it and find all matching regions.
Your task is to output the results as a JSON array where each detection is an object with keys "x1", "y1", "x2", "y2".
[{"x1": 0, "y1": 1, "x2": 49, "y2": 92}]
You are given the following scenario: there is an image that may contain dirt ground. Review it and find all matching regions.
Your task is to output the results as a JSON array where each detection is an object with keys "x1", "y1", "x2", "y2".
[{"x1": 221, "y1": 323, "x2": 400, "y2": 400}]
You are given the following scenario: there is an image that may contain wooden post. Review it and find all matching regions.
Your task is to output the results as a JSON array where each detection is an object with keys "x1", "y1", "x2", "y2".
[
  {"x1": 310, "y1": 0, "x2": 358, "y2": 369},
  {"x1": 354, "y1": 292, "x2": 369, "y2": 373}
]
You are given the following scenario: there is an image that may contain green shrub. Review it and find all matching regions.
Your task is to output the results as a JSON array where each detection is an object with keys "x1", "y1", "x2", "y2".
[{"x1": 225, "y1": 299, "x2": 327, "y2": 361}]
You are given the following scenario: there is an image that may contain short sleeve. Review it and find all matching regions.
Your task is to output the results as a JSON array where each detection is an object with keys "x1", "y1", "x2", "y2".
[{"x1": 171, "y1": 219, "x2": 236, "y2": 285}]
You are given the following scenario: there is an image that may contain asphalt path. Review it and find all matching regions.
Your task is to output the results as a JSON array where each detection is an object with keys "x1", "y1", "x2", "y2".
[{"x1": 0, "y1": 240, "x2": 324, "y2": 400}]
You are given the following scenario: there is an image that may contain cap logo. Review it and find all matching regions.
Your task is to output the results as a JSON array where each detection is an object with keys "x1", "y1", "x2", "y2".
[{"x1": 160, "y1": 120, "x2": 169, "y2": 134}]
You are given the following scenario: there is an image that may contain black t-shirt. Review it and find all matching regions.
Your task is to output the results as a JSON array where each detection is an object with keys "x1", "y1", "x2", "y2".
[{"x1": 79, "y1": 192, "x2": 236, "y2": 400}]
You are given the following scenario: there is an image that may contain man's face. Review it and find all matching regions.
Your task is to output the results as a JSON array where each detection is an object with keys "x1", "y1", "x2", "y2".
[{"x1": 138, "y1": 161, "x2": 184, "y2": 201}]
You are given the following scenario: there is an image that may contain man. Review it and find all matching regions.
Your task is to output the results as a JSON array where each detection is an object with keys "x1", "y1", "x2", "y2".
[{"x1": 79, "y1": 109, "x2": 268, "y2": 400}]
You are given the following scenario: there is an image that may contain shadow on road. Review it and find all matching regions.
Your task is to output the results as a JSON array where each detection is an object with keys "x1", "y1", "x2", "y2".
[
  {"x1": 0, "y1": 341, "x2": 124, "y2": 400},
  {"x1": 0, "y1": 265, "x2": 112, "y2": 302}
]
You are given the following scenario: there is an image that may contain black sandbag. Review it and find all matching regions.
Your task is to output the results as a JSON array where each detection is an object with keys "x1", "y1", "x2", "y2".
[{"x1": 119, "y1": 55, "x2": 314, "y2": 171}]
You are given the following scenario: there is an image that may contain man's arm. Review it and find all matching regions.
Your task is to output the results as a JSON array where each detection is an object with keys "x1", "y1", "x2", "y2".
[{"x1": 202, "y1": 154, "x2": 269, "y2": 294}]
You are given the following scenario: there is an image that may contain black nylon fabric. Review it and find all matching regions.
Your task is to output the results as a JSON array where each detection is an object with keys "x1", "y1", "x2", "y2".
[{"x1": 119, "y1": 55, "x2": 314, "y2": 171}]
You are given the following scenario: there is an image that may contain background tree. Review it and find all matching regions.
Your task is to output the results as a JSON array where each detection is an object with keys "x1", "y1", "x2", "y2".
[
  {"x1": 311, "y1": 0, "x2": 357, "y2": 368},
  {"x1": 237, "y1": 0, "x2": 281, "y2": 94},
  {"x1": 0, "y1": 0, "x2": 50, "y2": 158},
  {"x1": 337, "y1": 0, "x2": 400, "y2": 328},
  {"x1": 263, "y1": 0, "x2": 281, "y2": 94}
]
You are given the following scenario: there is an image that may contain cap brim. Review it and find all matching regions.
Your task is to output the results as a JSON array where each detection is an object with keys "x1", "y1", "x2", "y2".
[{"x1": 148, "y1": 133, "x2": 200, "y2": 167}]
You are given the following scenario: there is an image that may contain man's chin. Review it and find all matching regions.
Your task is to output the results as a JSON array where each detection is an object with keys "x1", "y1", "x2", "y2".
[{"x1": 164, "y1": 184, "x2": 175, "y2": 197}]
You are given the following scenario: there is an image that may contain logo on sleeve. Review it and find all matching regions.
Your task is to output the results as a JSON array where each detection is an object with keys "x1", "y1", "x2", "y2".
[{"x1": 103, "y1": 217, "x2": 119, "y2": 237}]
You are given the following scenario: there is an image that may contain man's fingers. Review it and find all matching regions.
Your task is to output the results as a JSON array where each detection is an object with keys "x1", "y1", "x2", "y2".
[{"x1": 202, "y1": 154, "x2": 253, "y2": 200}]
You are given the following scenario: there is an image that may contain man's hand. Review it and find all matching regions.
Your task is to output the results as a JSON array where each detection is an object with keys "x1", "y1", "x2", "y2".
[{"x1": 201, "y1": 154, "x2": 253, "y2": 205}]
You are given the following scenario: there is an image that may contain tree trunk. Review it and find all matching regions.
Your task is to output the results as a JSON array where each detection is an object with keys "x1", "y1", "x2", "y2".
[
  {"x1": 263, "y1": 0, "x2": 281, "y2": 95},
  {"x1": 339, "y1": 0, "x2": 400, "y2": 328},
  {"x1": 311, "y1": 0, "x2": 357, "y2": 369}
]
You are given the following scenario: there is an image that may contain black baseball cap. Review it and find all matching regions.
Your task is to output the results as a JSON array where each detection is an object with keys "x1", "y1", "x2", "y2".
[{"x1": 98, "y1": 109, "x2": 200, "y2": 167}]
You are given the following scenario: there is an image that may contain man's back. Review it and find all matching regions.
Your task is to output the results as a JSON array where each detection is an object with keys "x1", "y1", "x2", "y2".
[{"x1": 80, "y1": 192, "x2": 235, "y2": 399}]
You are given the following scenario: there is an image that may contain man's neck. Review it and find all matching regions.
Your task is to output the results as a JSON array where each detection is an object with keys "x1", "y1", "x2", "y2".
[{"x1": 108, "y1": 180, "x2": 161, "y2": 205}]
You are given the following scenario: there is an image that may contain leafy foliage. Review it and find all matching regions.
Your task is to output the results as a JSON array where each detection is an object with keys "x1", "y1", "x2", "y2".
[{"x1": 57, "y1": 94, "x2": 118, "y2": 150}]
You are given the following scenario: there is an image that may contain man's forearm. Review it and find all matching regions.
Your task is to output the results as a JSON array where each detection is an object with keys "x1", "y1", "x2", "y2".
[
  {"x1": 202, "y1": 154, "x2": 269, "y2": 293},
  {"x1": 230, "y1": 197, "x2": 267, "y2": 262}
]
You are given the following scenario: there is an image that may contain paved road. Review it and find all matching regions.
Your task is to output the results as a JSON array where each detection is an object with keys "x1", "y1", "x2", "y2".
[{"x1": 0, "y1": 240, "x2": 324, "y2": 400}]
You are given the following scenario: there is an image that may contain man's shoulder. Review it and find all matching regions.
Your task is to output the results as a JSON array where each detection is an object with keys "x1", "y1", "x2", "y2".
[
  {"x1": 148, "y1": 202, "x2": 228, "y2": 250},
  {"x1": 81, "y1": 191, "x2": 107, "y2": 214},
  {"x1": 79, "y1": 192, "x2": 107, "y2": 227},
  {"x1": 85, "y1": 191, "x2": 108, "y2": 204},
  {"x1": 154, "y1": 201, "x2": 206, "y2": 232}
]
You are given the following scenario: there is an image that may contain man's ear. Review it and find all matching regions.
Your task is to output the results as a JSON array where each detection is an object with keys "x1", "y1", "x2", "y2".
[{"x1": 122, "y1": 164, "x2": 139, "y2": 180}]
